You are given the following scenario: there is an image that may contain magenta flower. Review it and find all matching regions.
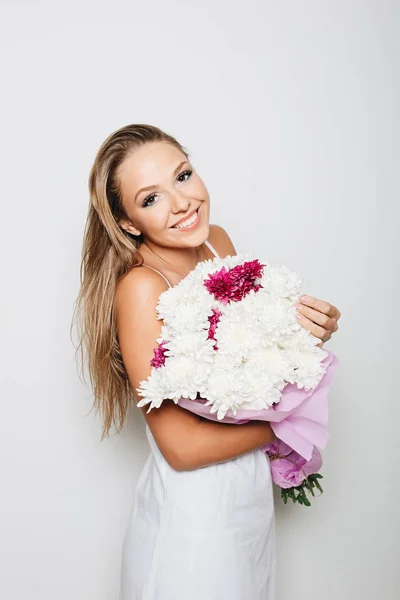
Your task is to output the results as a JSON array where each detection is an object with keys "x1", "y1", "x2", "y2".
[
  {"x1": 150, "y1": 340, "x2": 168, "y2": 369},
  {"x1": 203, "y1": 259, "x2": 265, "y2": 304},
  {"x1": 207, "y1": 307, "x2": 222, "y2": 350}
]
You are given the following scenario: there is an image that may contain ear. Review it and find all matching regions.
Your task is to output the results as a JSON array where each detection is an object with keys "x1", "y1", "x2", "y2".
[{"x1": 119, "y1": 218, "x2": 141, "y2": 237}]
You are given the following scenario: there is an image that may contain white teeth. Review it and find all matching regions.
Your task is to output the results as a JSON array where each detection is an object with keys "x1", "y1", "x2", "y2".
[{"x1": 173, "y1": 209, "x2": 198, "y2": 229}]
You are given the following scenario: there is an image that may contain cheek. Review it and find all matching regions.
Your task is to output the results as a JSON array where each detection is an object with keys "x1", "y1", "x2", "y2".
[
  {"x1": 140, "y1": 205, "x2": 171, "y2": 233},
  {"x1": 191, "y1": 175, "x2": 209, "y2": 199}
]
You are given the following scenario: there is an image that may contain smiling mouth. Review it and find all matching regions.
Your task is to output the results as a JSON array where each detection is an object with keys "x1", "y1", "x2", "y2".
[{"x1": 170, "y1": 207, "x2": 200, "y2": 230}]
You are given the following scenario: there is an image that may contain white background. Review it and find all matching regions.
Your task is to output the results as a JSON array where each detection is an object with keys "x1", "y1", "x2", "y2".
[{"x1": 1, "y1": 1, "x2": 399, "y2": 598}]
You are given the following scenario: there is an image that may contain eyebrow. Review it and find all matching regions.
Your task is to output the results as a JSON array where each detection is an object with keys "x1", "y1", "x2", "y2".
[{"x1": 134, "y1": 160, "x2": 188, "y2": 202}]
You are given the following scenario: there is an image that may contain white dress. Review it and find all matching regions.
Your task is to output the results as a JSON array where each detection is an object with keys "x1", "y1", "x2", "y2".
[{"x1": 119, "y1": 240, "x2": 276, "y2": 600}]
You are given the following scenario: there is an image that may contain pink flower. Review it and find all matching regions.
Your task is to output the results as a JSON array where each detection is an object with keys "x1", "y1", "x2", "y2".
[
  {"x1": 150, "y1": 340, "x2": 168, "y2": 369},
  {"x1": 203, "y1": 260, "x2": 265, "y2": 304},
  {"x1": 207, "y1": 308, "x2": 222, "y2": 350},
  {"x1": 262, "y1": 440, "x2": 323, "y2": 489}
]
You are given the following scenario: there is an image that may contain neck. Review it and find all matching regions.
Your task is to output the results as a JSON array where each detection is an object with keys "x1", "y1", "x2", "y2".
[{"x1": 139, "y1": 238, "x2": 206, "y2": 277}]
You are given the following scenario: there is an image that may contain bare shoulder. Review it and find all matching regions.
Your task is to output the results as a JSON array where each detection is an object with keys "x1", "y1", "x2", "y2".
[
  {"x1": 207, "y1": 224, "x2": 237, "y2": 258},
  {"x1": 115, "y1": 265, "x2": 169, "y2": 327}
]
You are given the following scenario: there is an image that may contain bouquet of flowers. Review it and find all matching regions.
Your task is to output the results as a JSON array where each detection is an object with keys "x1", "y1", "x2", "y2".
[{"x1": 137, "y1": 253, "x2": 339, "y2": 506}]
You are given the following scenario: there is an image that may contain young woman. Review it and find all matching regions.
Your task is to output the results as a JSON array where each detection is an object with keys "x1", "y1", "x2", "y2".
[{"x1": 74, "y1": 124, "x2": 341, "y2": 600}]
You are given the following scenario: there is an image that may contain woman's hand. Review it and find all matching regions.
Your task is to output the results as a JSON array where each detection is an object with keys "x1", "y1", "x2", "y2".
[{"x1": 294, "y1": 295, "x2": 341, "y2": 348}]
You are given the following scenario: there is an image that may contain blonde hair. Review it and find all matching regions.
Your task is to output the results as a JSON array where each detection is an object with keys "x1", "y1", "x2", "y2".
[{"x1": 71, "y1": 124, "x2": 190, "y2": 440}]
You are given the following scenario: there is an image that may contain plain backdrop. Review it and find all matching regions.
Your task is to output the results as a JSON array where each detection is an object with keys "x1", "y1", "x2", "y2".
[{"x1": 0, "y1": 1, "x2": 399, "y2": 599}]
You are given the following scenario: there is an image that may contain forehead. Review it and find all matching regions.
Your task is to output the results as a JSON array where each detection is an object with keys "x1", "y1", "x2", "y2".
[{"x1": 118, "y1": 141, "x2": 186, "y2": 195}]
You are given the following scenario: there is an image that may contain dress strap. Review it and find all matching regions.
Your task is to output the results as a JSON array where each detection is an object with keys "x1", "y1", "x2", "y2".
[
  {"x1": 204, "y1": 239, "x2": 220, "y2": 258},
  {"x1": 141, "y1": 240, "x2": 219, "y2": 286},
  {"x1": 141, "y1": 264, "x2": 172, "y2": 288}
]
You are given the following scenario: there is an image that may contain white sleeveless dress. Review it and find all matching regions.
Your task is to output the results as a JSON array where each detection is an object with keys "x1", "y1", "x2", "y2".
[{"x1": 119, "y1": 240, "x2": 276, "y2": 600}]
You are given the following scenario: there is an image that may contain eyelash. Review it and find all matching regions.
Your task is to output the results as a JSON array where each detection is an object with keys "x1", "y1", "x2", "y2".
[{"x1": 142, "y1": 169, "x2": 193, "y2": 207}]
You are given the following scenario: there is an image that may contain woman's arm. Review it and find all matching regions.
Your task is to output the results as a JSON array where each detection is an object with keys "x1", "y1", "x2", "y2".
[{"x1": 115, "y1": 265, "x2": 276, "y2": 472}]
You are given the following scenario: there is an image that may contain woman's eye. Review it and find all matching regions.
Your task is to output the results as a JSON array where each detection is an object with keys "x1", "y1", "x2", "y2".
[
  {"x1": 143, "y1": 193, "x2": 157, "y2": 207},
  {"x1": 177, "y1": 169, "x2": 192, "y2": 183},
  {"x1": 142, "y1": 170, "x2": 192, "y2": 207}
]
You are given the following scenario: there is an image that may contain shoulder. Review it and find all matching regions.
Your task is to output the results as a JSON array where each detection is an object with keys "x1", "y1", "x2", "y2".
[
  {"x1": 115, "y1": 265, "x2": 169, "y2": 325},
  {"x1": 207, "y1": 224, "x2": 237, "y2": 258}
]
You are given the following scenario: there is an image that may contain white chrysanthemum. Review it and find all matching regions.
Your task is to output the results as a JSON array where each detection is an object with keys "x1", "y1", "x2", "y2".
[
  {"x1": 136, "y1": 368, "x2": 168, "y2": 410},
  {"x1": 190, "y1": 258, "x2": 222, "y2": 280},
  {"x1": 157, "y1": 282, "x2": 214, "y2": 329},
  {"x1": 255, "y1": 295, "x2": 301, "y2": 342},
  {"x1": 156, "y1": 324, "x2": 171, "y2": 345},
  {"x1": 237, "y1": 348, "x2": 291, "y2": 408},
  {"x1": 234, "y1": 288, "x2": 263, "y2": 316},
  {"x1": 242, "y1": 372, "x2": 283, "y2": 409},
  {"x1": 285, "y1": 349, "x2": 327, "y2": 390},
  {"x1": 280, "y1": 326, "x2": 326, "y2": 351},
  {"x1": 167, "y1": 331, "x2": 215, "y2": 362},
  {"x1": 213, "y1": 304, "x2": 262, "y2": 362},
  {"x1": 224, "y1": 253, "x2": 254, "y2": 267},
  {"x1": 248, "y1": 346, "x2": 291, "y2": 381},
  {"x1": 186, "y1": 285, "x2": 215, "y2": 307},
  {"x1": 180, "y1": 256, "x2": 224, "y2": 287},
  {"x1": 163, "y1": 355, "x2": 210, "y2": 397},
  {"x1": 260, "y1": 264, "x2": 304, "y2": 301},
  {"x1": 165, "y1": 302, "x2": 210, "y2": 333},
  {"x1": 156, "y1": 286, "x2": 182, "y2": 319},
  {"x1": 203, "y1": 366, "x2": 252, "y2": 419}
]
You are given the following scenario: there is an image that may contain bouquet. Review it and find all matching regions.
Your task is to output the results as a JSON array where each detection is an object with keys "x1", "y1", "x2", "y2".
[{"x1": 137, "y1": 253, "x2": 339, "y2": 506}]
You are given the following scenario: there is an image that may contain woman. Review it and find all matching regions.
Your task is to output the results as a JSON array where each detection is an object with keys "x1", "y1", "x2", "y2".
[{"x1": 74, "y1": 124, "x2": 341, "y2": 600}]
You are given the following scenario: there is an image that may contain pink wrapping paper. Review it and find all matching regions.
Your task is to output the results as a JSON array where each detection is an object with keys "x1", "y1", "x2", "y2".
[
  {"x1": 262, "y1": 439, "x2": 323, "y2": 488},
  {"x1": 176, "y1": 351, "x2": 339, "y2": 461}
]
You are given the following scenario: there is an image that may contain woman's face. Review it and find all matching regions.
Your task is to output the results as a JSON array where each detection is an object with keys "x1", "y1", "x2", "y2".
[{"x1": 117, "y1": 141, "x2": 210, "y2": 249}]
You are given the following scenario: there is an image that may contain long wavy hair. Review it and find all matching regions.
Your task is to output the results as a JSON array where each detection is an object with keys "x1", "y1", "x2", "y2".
[{"x1": 71, "y1": 124, "x2": 190, "y2": 440}]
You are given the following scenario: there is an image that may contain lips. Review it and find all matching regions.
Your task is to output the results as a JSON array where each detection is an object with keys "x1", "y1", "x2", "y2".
[{"x1": 170, "y1": 207, "x2": 200, "y2": 229}]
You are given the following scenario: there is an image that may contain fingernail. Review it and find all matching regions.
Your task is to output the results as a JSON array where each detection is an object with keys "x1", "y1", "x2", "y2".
[
  {"x1": 296, "y1": 313, "x2": 304, "y2": 320},
  {"x1": 300, "y1": 295, "x2": 308, "y2": 301},
  {"x1": 294, "y1": 303, "x2": 302, "y2": 310}
]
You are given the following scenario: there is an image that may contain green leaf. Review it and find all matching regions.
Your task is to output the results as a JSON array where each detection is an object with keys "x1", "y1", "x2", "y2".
[
  {"x1": 281, "y1": 476, "x2": 325, "y2": 506},
  {"x1": 315, "y1": 480, "x2": 323, "y2": 494},
  {"x1": 304, "y1": 478, "x2": 315, "y2": 496}
]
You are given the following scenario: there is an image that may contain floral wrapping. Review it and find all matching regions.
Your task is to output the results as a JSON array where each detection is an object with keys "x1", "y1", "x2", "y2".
[{"x1": 137, "y1": 253, "x2": 339, "y2": 505}]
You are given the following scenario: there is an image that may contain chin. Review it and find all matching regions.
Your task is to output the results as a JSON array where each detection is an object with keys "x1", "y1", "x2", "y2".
[
  {"x1": 174, "y1": 225, "x2": 209, "y2": 248},
  {"x1": 168, "y1": 203, "x2": 210, "y2": 247}
]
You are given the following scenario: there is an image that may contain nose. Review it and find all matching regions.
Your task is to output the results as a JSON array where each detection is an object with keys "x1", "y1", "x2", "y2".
[{"x1": 170, "y1": 190, "x2": 191, "y2": 214}]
